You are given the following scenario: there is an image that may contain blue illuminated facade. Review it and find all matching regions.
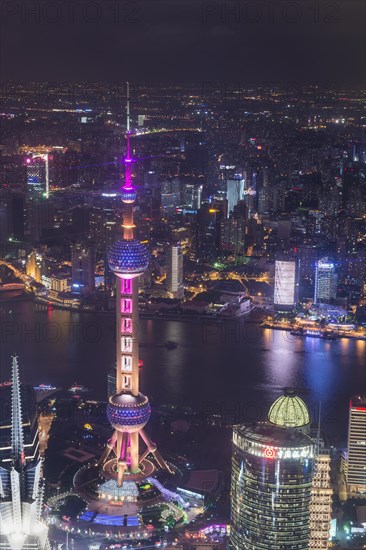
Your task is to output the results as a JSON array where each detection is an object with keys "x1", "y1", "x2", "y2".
[
  {"x1": 107, "y1": 393, "x2": 151, "y2": 432},
  {"x1": 108, "y1": 240, "x2": 149, "y2": 276}
]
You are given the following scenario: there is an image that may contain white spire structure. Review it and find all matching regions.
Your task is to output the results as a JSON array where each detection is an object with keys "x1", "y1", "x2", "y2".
[
  {"x1": 10, "y1": 357, "x2": 24, "y2": 465},
  {"x1": 0, "y1": 356, "x2": 50, "y2": 550}
]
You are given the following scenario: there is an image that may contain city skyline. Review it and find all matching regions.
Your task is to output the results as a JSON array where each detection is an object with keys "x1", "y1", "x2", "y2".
[{"x1": 0, "y1": 3, "x2": 365, "y2": 545}]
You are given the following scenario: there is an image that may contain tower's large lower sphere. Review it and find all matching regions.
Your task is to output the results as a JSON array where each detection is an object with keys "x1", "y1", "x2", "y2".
[
  {"x1": 107, "y1": 392, "x2": 151, "y2": 433},
  {"x1": 108, "y1": 239, "x2": 149, "y2": 277}
]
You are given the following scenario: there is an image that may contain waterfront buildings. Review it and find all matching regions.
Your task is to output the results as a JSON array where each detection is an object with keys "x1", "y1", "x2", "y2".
[
  {"x1": 314, "y1": 258, "x2": 337, "y2": 304},
  {"x1": 0, "y1": 357, "x2": 49, "y2": 549},
  {"x1": 346, "y1": 395, "x2": 366, "y2": 496},
  {"x1": 274, "y1": 259, "x2": 299, "y2": 311},
  {"x1": 230, "y1": 389, "x2": 315, "y2": 549},
  {"x1": 25, "y1": 250, "x2": 43, "y2": 283}
]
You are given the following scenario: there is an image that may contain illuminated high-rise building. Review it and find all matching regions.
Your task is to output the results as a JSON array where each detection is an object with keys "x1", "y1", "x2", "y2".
[
  {"x1": 231, "y1": 389, "x2": 315, "y2": 550},
  {"x1": 167, "y1": 244, "x2": 184, "y2": 299},
  {"x1": 258, "y1": 167, "x2": 270, "y2": 215},
  {"x1": 26, "y1": 155, "x2": 49, "y2": 200},
  {"x1": 0, "y1": 356, "x2": 49, "y2": 549},
  {"x1": 184, "y1": 183, "x2": 202, "y2": 211},
  {"x1": 71, "y1": 241, "x2": 96, "y2": 294},
  {"x1": 26, "y1": 250, "x2": 43, "y2": 283},
  {"x1": 314, "y1": 258, "x2": 337, "y2": 304},
  {"x1": 346, "y1": 395, "x2": 366, "y2": 495},
  {"x1": 309, "y1": 451, "x2": 332, "y2": 549},
  {"x1": 220, "y1": 200, "x2": 246, "y2": 255},
  {"x1": 274, "y1": 259, "x2": 299, "y2": 311},
  {"x1": 196, "y1": 204, "x2": 223, "y2": 261},
  {"x1": 227, "y1": 174, "x2": 244, "y2": 217}
]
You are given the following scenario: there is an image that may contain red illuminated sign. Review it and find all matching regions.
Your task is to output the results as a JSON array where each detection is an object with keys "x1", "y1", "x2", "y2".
[{"x1": 263, "y1": 446, "x2": 276, "y2": 459}]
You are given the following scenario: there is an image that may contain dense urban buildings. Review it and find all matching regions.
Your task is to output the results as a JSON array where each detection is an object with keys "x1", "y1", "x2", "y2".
[{"x1": 0, "y1": 79, "x2": 365, "y2": 548}]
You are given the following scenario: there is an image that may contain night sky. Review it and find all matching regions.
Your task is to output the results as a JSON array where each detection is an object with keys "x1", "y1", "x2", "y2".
[{"x1": 1, "y1": 0, "x2": 365, "y2": 85}]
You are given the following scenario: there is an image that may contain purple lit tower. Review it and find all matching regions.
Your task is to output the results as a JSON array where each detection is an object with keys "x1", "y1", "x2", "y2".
[{"x1": 99, "y1": 84, "x2": 171, "y2": 488}]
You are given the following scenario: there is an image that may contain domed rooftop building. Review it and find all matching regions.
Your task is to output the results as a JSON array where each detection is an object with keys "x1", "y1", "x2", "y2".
[
  {"x1": 231, "y1": 388, "x2": 315, "y2": 550},
  {"x1": 268, "y1": 388, "x2": 311, "y2": 430}
]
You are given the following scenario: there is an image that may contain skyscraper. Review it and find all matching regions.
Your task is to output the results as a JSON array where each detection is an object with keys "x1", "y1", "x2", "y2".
[
  {"x1": 167, "y1": 244, "x2": 184, "y2": 299},
  {"x1": 26, "y1": 250, "x2": 43, "y2": 283},
  {"x1": 314, "y1": 258, "x2": 337, "y2": 304},
  {"x1": 258, "y1": 167, "x2": 270, "y2": 215},
  {"x1": 220, "y1": 200, "x2": 247, "y2": 255},
  {"x1": 346, "y1": 395, "x2": 366, "y2": 495},
  {"x1": 230, "y1": 390, "x2": 315, "y2": 550},
  {"x1": 274, "y1": 259, "x2": 299, "y2": 310},
  {"x1": 0, "y1": 357, "x2": 49, "y2": 549},
  {"x1": 309, "y1": 451, "x2": 332, "y2": 549},
  {"x1": 183, "y1": 183, "x2": 202, "y2": 211},
  {"x1": 196, "y1": 204, "x2": 223, "y2": 261},
  {"x1": 26, "y1": 155, "x2": 49, "y2": 200},
  {"x1": 71, "y1": 241, "x2": 96, "y2": 294},
  {"x1": 227, "y1": 174, "x2": 244, "y2": 217}
]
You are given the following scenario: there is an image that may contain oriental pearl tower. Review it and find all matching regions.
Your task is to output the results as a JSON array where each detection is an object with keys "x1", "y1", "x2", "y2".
[{"x1": 98, "y1": 84, "x2": 171, "y2": 488}]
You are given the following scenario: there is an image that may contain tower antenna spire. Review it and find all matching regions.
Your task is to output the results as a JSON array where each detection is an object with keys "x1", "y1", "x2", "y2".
[
  {"x1": 11, "y1": 355, "x2": 25, "y2": 465},
  {"x1": 126, "y1": 81, "x2": 130, "y2": 133},
  {"x1": 126, "y1": 81, "x2": 131, "y2": 160}
]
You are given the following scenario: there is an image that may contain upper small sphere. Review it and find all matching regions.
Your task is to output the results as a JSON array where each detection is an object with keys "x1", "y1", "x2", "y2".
[
  {"x1": 268, "y1": 389, "x2": 310, "y2": 428},
  {"x1": 122, "y1": 189, "x2": 137, "y2": 203},
  {"x1": 108, "y1": 239, "x2": 149, "y2": 277}
]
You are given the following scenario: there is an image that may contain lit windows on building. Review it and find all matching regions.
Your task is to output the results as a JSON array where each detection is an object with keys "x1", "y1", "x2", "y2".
[
  {"x1": 309, "y1": 452, "x2": 333, "y2": 549},
  {"x1": 167, "y1": 244, "x2": 184, "y2": 299},
  {"x1": 227, "y1": 174, "x2": 244, "y2": 216},
  {"x1": 231, "y1": 391, "x2": 315, "y2": 550},
  {"x1": 274, "y1": 259, "x2": 298, "y2": 310},
  {"x1": 314, "y1": 258, "x2": 337, "y2": 304},
  {"x1": 346, "y1": 396, "x2": 366, "y2": 495}
]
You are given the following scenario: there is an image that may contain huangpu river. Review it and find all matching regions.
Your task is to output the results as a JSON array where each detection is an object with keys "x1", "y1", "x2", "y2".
[{"x1": 1, "y1": 300, "x2": 365, "y2": 447}]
